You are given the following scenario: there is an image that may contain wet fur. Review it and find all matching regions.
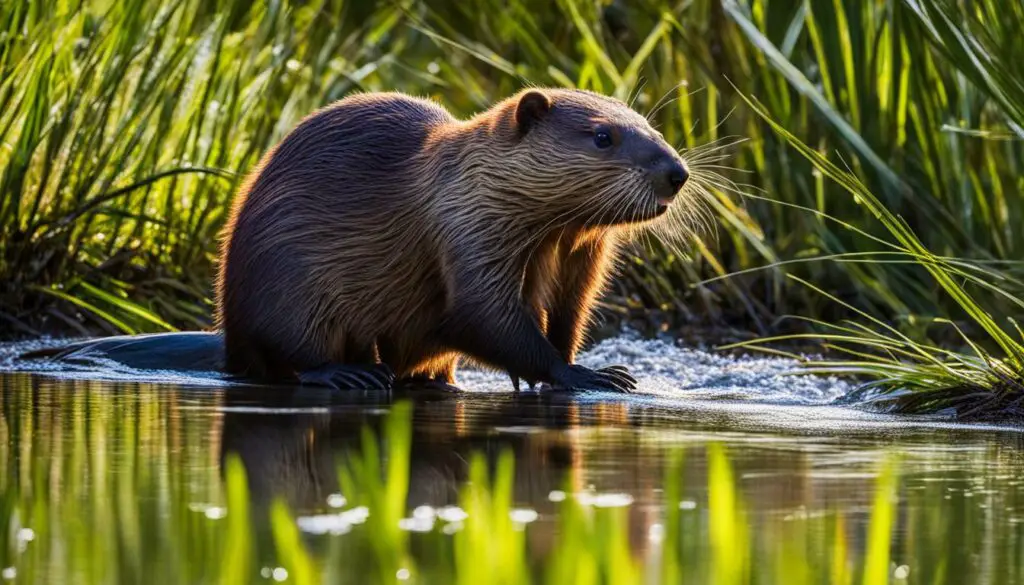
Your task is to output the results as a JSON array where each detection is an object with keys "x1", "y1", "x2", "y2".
[{"x1": 218, "y1": 89, "x2": 678, "y2": 384}]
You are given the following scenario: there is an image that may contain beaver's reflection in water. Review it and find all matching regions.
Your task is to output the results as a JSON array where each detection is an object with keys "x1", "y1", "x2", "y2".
[
  {"x1": 217, "y1": 389, "x2": 591, "y2": 510},
  {"x1": 215, "y1": 387, "x2": 675, "y2": 559}
]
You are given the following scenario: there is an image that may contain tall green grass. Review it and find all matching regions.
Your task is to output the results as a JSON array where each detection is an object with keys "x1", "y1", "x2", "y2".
[
  {"x1": 0, "y1": 0, "x2": 410, "y2": 334},
  {"x1": 1, "y1": 0, "x2": 1023, "y2": 411},
  {"x1": 715, "y1": 0, "x2": 1024, "y2": 416}
]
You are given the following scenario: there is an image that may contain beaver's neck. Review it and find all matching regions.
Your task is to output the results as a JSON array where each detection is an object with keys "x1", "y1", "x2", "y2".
[
  {"x1": 420, "y1": 120, "x2": 571, "y2": 277},
  {"x1": 433, "y1": 117, "x2": 554, "y2": 218}
]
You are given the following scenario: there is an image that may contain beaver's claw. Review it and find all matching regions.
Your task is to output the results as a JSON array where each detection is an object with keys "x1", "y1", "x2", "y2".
[
  {"x1": 549, "y1": 364, "x2": 637, "y2": 393},
  {"x1": 596, "y1": 365, "x2": 636, "y2": 389}
]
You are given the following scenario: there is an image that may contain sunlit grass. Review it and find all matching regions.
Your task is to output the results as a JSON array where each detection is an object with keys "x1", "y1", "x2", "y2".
[{"x1": 718, "y1": 87, "x2": 1024, "y2": 419}]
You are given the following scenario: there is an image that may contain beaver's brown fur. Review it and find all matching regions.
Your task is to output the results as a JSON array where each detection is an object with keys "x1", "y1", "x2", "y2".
[{"x1": 217, "y1": 88, "x2": 689, "y2": 391}]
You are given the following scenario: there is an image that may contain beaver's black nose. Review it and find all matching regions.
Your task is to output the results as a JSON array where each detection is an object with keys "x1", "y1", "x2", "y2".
[{"x1": 668, "y1": 161, "x2": 688, "y2": 194}]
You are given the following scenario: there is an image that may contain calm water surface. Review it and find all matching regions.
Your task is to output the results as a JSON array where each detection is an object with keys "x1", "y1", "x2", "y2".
[{"x1": 2, "y1": 338, "x2": 1024, "y2": 584}]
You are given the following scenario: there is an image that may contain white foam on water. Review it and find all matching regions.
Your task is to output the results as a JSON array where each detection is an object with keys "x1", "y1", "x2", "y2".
[{"x1": 458, "y1": 335, "x2": 851, "y2": 405}]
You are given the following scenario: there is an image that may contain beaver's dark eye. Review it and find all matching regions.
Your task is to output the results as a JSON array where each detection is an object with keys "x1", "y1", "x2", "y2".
[{"x1": 594, "y1": 130, "x2": 613, "y2": 149}]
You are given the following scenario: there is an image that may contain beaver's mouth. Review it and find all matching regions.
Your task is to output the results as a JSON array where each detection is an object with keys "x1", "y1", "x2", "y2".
[
  {"x1": 652, "y1": 194, "x2": 676, "y2": 217},
  {"x1": 657, "y1": 193, "x2": 677, "y2": 208}
]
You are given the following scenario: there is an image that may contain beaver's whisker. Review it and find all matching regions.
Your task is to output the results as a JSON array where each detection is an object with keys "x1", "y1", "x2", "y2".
[
  {"x1": 646, "y1": 83, "x2": 705, "y2": 122},
  {"x1": 678, "y1": 136, "x2": 747, "y2": 161},
  {"x1": 628, "y1": 77, "x2": 648, "y2": 110},
  {"x1": 645, "y1": 82, "x2": 686, "y2": 121},
  {"x1": 582, "y1": 184, "x2": 622, "y2": 227},
  {"x1": 690, "y1": 164, "x2": 753, "y2": 174}
]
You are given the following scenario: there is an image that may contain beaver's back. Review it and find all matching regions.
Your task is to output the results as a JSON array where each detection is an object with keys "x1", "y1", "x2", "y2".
[{"x1": 219, "y1": 93, "x2": 456, "y2": 377}]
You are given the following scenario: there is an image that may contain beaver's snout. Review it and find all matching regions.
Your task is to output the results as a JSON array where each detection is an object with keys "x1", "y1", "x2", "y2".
[{"x1": 648, "y1": 157, "x2": 689, "y2": 205}]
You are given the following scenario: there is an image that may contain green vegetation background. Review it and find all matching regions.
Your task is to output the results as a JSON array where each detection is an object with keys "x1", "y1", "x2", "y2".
[{"x1": 1, "y1": 0, "x2": 1023, "y2": 409}]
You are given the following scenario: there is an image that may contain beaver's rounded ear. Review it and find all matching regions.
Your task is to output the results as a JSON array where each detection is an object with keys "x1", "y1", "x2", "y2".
[{"x1": 514, "y1": 90, "x2": 551, "y2": 135}]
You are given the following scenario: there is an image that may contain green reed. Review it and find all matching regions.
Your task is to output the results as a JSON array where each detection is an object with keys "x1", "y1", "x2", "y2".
[{"x1": 1, "y1": 0, "x2": 1023, "y2": 412}]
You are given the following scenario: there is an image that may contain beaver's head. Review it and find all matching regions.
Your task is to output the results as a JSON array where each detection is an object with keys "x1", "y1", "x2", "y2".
[{"x1": 499, "y1": 88, "x2": 689, "y2": 227}]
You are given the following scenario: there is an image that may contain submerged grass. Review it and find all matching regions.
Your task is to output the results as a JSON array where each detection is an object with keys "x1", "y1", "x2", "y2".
[{"x1": 1, "y1": 0, "x2": 1024, "y2": 414}]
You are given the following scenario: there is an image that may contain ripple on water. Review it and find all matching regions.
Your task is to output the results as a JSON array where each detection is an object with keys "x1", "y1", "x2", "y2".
[{"x1": 6, "y1": 333, "x2": 1021, "y2": 434}]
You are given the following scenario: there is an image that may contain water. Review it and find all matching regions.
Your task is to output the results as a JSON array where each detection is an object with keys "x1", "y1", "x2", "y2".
[{"x1": 2, "y1": 336, "x2": 1024, "y2": 584}]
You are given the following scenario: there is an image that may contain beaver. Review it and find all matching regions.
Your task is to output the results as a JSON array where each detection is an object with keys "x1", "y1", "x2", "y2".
[{"x1": 23, "y1": 88, "x2": 691, "y2": 393}]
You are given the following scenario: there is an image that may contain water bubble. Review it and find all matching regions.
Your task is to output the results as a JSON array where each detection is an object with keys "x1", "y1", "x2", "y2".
[
  {"x1": 326, "y1": 493, "x2": 346, "y2": 508},
  {"x1": 16, "y1": 528, "x2": 34, "y2": 552},
  {"x1": 509, "y1": 508, "x2": 538, "y2": 526},
  {"x1": 286, "y1": 59, "x2": 301, "y2": 72},
  {"x1": 894, "y1": 565, "x2": 910, "y2": 579},
  {"x1": 577, "y1": 492, "x2": 634, "y2": 508},
  {"x1": 437, "y1": 506, "x2": 468, "y2": 523},
  {"x1": 1, "y1": 567, "x2": 15, "y2": 580},
  {"x1": 296, "y1": 506, "x2": 369, "y2": 535},
  {"x1": 547, "y1": 490, "x2": 566, "y2": 502},
  {"x1": 297, "y1": 515, "x2": 351, "y2": 535},
  {"x1": 260, "y1": 567, "x2": 272, "y2": 578},
  {"x1": 204, "y1": 507, "x2": 227, "y2": 520},
  {"x1": 398, "y1": 516, "x2": 434, "y2": 533},
  {"x1": 442, "y1": 521, "x2": 463, "y2": 535},
  {"x1": 397, "y1": 568, "x2": 411, "y2": 581},
  {"x1": 427, "y1": 62, "x2": 440, "y2": 75},
  {"x1": 413, "y1": 505, "x2": 436, "y2": 520},
  {"x1": 272, "y1": 567, "x2": 288, "y2": 582}
]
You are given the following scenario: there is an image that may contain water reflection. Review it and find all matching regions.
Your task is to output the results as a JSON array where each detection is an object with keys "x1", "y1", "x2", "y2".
[{"x1": 2, "y1": 372, "x2": 1024, "y2": 584}]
